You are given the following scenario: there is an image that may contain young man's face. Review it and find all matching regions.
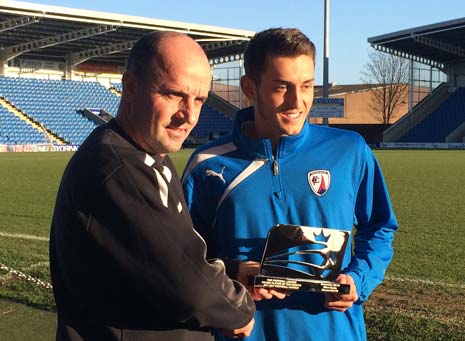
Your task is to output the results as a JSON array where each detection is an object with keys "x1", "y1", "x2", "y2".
[{"x1": 243, "y1": 54, "x2": 315, "y2": 144}]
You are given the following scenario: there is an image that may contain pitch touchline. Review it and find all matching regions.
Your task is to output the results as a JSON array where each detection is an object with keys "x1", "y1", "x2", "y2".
[
  {"x1": 0, "y1": 232, "x2": 49, "y2": 241},
  {"x1": 0, "y1": 233, "x2": 463, "y2": 290},
  {"x1": 386, "y1": 276, "x2": 465, "y2": 289},
  {"x1": 0, "y1": 261, "x2": 48, "y2": 280}
]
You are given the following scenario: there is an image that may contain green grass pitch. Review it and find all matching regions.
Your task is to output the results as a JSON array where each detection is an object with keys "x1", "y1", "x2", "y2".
[{"x1": 0, "y1": 149, "x2": 464, "y2": 340}]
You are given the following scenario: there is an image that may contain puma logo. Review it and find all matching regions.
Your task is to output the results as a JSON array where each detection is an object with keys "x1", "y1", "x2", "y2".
[{"x1": 205, "y1": 166, "x2": 226, "y2": 184}]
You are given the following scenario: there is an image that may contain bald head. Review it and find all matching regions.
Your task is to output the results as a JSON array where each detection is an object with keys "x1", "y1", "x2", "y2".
[{"x1": 127, "y1": 31, "x2": 210, "y2": 84}]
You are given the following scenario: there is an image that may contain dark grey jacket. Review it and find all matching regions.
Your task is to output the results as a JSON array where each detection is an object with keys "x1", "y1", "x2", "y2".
[{"x1": 49, "y1": 120, "x2": 255, "y2": 340}]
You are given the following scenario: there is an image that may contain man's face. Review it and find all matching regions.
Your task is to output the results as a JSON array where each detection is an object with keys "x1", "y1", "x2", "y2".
[
  {"x1": 245, "y1": 54, "x2": 315, "y2": 143},
  {"x1": 127, "y1": 52, "x2": 211, "y2": 155}
]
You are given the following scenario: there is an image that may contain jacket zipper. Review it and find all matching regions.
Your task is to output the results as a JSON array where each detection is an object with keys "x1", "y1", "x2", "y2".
[{"x1": 272, "y1": 159, "x2": 279, "y2": 176}]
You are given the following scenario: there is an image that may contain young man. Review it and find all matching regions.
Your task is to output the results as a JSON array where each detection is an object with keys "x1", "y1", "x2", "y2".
[
  {"x1": 182, "y1": 28, "x2": 398, "y2": 340},
  {"x1": 49, "y1": 32, "x2": 255, "y2": 341}
]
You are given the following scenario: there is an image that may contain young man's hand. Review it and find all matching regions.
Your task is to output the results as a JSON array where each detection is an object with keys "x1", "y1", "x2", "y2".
[{"x1": 324, "y1": 274, "x2": 359, "y2": 312}]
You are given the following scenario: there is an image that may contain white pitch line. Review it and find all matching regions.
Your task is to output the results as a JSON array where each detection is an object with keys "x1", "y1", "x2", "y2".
[
  {"x1": 0, "y1": 261, "x2": 49, "y2": 281},
  {"x1": 386, "y1": 276, "x2": 465, "y2": 290},
  {"x1": 23, "y1": 261, "x2": 49, "y2": 270},
  {"x1": 0, "y1": 232, "x2": 49, "y2": 242},
  {"x1": 1, "y1": 232, "x2": 463, "y2": 290}
]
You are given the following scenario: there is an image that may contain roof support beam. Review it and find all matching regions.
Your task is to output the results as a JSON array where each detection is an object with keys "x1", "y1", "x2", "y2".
[
  {"x1": 0, "y1": 24, "x2": 119, "y2": 61},
  {"x1": 412, "y1": 35, "x2": 465, "y2": 58},
  {"x1": 68, "y1": 40, "x2": 136, "y2": 66},
  {"x1": 200, "y1": 39, "x2": 247, "y2": 51},
  {"x1": 0, "y1": 15, "x2": 41, "y2": 32},
  {"x1": 209, "y1": 53, "x2": 243, "y2": 66},
  {"x1": 201, "y1": 40, "x2": 247, "y2": 64},
  {"x1": 371, "y1": 43, "x2": 444, "y2": 70}
]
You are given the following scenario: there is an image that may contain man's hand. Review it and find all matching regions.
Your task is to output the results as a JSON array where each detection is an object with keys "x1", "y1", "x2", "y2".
[
  {"x1": 324, "y1": 274, "x2": 359, "y2": 312},
  {"x1": 219, "y1": 318, "x2": 255, "y2": 338},
  {"x1": 237, "y1": 261, "x2": 287, "y2": 301}
]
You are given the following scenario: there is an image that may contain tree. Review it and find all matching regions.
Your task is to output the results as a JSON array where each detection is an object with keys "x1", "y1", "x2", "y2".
[{"x1": 361, "y1": 51, "x2": 409, "y2": 124}]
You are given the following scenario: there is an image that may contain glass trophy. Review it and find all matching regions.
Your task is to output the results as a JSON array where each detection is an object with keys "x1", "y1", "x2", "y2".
[{"x1": 253, "y1": 224, "x2": 351, "y2": 294}]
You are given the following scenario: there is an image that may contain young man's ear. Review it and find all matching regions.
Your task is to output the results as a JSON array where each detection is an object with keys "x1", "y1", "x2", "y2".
[{"x1": 240, "y1": 75, "x2": 257, "y2": 102}]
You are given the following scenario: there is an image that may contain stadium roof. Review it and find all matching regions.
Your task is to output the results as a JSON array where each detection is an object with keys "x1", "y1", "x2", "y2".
[
  {"x1": 314, "y1": 84, "x2": 381, "y2": 97},
  {"x1": 0, "y1": 1, "x2": 255, "y2": 67},
  {"x1": 368, "y1": 17, "x2": 465, "y2": 69}
]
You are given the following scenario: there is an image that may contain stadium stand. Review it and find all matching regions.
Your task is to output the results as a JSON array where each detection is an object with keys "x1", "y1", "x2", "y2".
[
  {"x1": 0, "y1": 76, "x2": 120, "y2": 145},
  {"x1": 190, "y1": 104, "x2": 234, "y2": 141},
  {"x1": 397, "y1": 87, "x2": 465, "y2": 142},
  {"x1": 369, "y1": 18, "x2": 465, "y2": 144},
  {"x1": 111, "y1": 83, "x2": 123, "y2": 93},
  {"x1": 382, "y1": 83, "x2": 451, "y2": 142},
  {"x1": 0, "y1": 106, "x2": 47, "y2": 145}
]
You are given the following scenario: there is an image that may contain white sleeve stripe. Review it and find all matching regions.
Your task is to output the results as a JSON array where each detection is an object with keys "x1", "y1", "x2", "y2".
[
  {"x1": 162, "y1": 166, "x2": 172, "y2": 183},
  {"x1": 182, "y1": 141, "x2": 237, "y2": 184},
  {"x1": 153, "y1": 168, "x2": 169, "y2": 208}
]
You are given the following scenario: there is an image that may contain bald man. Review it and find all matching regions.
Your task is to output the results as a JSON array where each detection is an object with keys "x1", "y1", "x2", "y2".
[{"x1": 49, "y1": 32, "x2": 255, "y2": 341}]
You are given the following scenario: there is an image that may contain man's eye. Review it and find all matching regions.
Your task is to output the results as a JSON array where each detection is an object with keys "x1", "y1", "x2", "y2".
[
  {"x1": 275, "y1": 86, "x2": 287, "y2": 92},
  {"x1": 164, "y1": 92, "x2": 183, "y2": 100}
]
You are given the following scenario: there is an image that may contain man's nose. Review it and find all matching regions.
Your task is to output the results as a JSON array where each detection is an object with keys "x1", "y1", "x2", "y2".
[
  {"x1": 179, "y1": 97, "x2": 198, "y2": 125},
  {"x1": 286, "y1": 88, "x2": 302, "y2": 109}
]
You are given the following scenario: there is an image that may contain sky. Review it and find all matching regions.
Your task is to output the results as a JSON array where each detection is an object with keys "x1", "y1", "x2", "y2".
[{"x1": 26, "y1": 0, "x2": 465, "y2": 85}]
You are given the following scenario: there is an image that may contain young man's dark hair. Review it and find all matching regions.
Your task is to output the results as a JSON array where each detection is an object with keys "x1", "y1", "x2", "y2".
[{"x1": 244, "y1": 28, "x2": 316, "y2": 82}]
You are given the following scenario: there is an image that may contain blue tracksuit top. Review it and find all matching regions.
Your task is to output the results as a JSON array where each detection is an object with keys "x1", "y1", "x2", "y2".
[{"x1": 182, "y1": 107, "x2": 398, "y2": 341}]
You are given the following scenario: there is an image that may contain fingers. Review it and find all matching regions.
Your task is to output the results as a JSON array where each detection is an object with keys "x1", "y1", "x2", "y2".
[
  {"x1": 252, "y1": 287, "x2": 288, "y2": 301},
  {"x1": 269, "y1": 289, "x2": 287, "y2": 299},
  {"x1": 324, "y1": 274, "x2": 359, "y2": 312},
  {"x1": 324, "y1": 293, "x2": 355, "y2": 312},
  {"x1": 219, "y1": 318, "x2": 255, "y2": 338},
  {"x1": 237, "y1": 261, "x2": 260, "y2": 289},
  {"x1": 253, "y1": 288, "x2": 272, "y2": 300},
  {"x1": 237, "y1": 262, "x2": 289, "y2": 301}
]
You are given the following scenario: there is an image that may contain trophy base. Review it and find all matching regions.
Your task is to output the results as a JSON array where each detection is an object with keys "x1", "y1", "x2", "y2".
[{"x1": 254, "y1": 275, "x2": 350, "y2": 294}]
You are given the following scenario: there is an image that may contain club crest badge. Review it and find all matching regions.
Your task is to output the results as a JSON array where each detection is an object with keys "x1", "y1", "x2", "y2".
[{"x1": 307, "y1": 170, "x2": 331, "y2": 196}]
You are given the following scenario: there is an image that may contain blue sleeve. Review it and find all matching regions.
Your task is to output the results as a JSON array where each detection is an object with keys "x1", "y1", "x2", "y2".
[
  {"x1": 182, "y1": 163, "x2": 213, "y2": 252},
  {"x1": 344, "y1": 145, "x2": 398, "y2": 302}
]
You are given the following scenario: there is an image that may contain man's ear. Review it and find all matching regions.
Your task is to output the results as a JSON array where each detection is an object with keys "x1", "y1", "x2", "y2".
[
  {"x1": 240, "y1": 75, "x2": 257, "y2": 102},
  {"x1": 122, "y1": 70, "x2": 136, "y2": 101}
]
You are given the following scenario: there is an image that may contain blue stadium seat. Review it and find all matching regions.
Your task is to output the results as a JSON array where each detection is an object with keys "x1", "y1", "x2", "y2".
[
  {"x1": 189, "y1": 104, "x2": 234, "y2": 141},
  {"x1": 0, "y1": 76, "x2": 121, "y2": 144},
  {"x1": 399, "y1": 87, "x2": 465, "y2": 142}
]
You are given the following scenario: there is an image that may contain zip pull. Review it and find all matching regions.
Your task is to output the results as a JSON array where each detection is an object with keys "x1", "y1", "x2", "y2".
[{"x1": 273, "y1": 159, "x2": 279, "y2": 176}]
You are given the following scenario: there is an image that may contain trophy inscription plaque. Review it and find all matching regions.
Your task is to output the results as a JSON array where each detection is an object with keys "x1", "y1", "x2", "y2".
[{"x1": 254, "y1": 224, "x2": 351, "y2": 294}]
